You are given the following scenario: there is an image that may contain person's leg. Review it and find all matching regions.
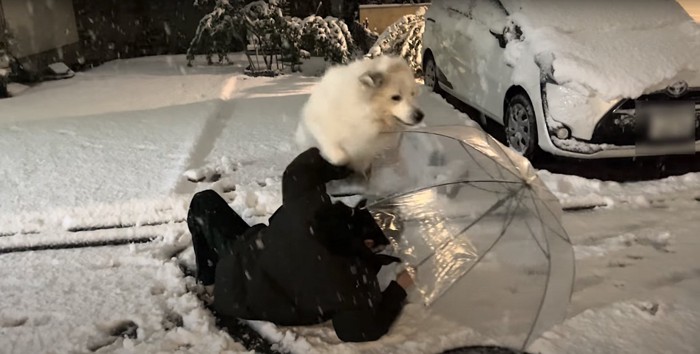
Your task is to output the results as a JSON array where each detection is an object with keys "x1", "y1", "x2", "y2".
[{"x1": 187, "y1": 190, "x2": 251, "y2": 286}]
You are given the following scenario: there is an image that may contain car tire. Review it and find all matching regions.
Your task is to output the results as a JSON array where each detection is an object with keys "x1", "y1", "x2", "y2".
[
  {"x1": 423, "y1": 54, "x2": 440, "y2": 93},
  {"x1": 504, "y1": 93, "x2": 539, "y2": 159}
]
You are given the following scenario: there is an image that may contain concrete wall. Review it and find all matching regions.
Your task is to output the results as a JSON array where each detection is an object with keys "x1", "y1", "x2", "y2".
[
  {"x1": 1, "y1": 0, "x2": 79, "y2": 58},
  {"x1": 359, "y1": 3, "x2": 430, "y2": 33}
]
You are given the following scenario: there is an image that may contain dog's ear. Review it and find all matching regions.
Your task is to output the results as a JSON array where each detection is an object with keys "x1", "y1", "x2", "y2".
[{"x1": 359, "y1": 71, "x2": 384, "y2": 88}]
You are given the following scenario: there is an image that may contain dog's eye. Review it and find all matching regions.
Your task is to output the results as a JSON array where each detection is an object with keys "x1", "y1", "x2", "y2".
[{"x1": 391, "y1": 95, "x2": 402, "y2": 102}]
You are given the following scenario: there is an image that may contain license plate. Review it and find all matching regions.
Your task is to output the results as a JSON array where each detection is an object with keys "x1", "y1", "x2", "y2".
[
  {"x1": 635, "y1": 101, "x2": 696, "y2": 155},
  {"x1": 637, "y1": 101, "x2": 695, "y2": 141}
]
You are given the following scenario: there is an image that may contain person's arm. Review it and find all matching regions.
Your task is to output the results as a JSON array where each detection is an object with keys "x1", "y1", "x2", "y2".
[
  {"x1": 331, "y1": 281, "x2": 408, "y2": 342},
  {"x1": 282, "y1": 148, "x2": 353, "y2": 203}
]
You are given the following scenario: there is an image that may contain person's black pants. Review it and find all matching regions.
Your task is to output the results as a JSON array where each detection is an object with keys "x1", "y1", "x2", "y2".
[{"x1": 187, "y1": 190, "x2": 250, "y2": 286}]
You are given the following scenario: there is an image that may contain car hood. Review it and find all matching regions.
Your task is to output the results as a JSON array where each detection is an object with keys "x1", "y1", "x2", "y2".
[{"x1": 522, "y1": 21, "x2": 700, "y2": 100}]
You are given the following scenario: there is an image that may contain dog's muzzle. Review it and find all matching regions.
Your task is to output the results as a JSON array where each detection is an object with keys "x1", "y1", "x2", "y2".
[
  {"x1": 394, "y1": 109, "x2": 425, "y2": 126},
  {"x1": 412, "y1": 109, "x2": 425, "y2": 124}
]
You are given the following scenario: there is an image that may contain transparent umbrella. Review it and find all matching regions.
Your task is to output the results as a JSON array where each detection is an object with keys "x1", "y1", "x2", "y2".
[{"x1": 359, "y1": 125, "x2": 574, "y2": 350}]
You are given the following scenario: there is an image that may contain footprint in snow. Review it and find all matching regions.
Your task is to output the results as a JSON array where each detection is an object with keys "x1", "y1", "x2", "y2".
[
  {"x1": 57, "y1": 129, "x2": 77, "y2": 136},
  {"x1": 184, "y1": 158, "x2": 238, "y2": 183},
  {"x1": 607, "y1": 260, "x2": 633, "y2": 268},
  {"x1": 161, "y1": 310, "x2": 183, "y2": 331},
  {"x1": 86, "y1": 321, "x2": 138, "y2": 353},
  {"x1": 650, "y1": 268, "x2": 700, "y2": 288},
  {"x1": 0, "y1": 314, "x2": 28, "y2": 328}
]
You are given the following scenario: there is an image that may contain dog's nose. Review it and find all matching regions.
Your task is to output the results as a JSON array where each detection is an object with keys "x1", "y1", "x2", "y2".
[{"x1": 413, "y1": 109, "x2": 425, "y2": 123}]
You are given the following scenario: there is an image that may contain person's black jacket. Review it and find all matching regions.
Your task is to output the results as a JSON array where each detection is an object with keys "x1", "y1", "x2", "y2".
[{"x1": 212, "y1": 148, "x2": 407, "y2": 342}]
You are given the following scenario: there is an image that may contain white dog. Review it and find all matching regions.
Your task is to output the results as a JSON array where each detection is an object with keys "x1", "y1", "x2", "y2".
[{"x1": 295, "y1": 55, "x2": 424, "y2": 173}]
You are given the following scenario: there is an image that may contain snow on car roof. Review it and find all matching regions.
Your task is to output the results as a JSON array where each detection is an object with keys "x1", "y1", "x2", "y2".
[{"x1": 499, "y1": 0, "x2": 692, "y2": 32}]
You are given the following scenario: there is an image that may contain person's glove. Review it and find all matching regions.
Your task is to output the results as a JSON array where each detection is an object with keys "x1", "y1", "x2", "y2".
[{"x1": 351, "y1": 200, "x2": 391, "y2": 247}]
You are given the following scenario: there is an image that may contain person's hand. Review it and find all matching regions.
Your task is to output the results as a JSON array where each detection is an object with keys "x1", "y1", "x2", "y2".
[{"x1": 396, "y1": 268, "x2": 415, "y2": 290}]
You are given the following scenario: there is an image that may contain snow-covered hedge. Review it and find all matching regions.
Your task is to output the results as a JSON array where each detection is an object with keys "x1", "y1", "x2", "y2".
[
  {"x1": 186, "y1": 0, "x2": 242, "y2": 65},
  {"x1": 187, "y1": 0, "x2": 354, "y2": 67},
  {"x1": 301, "y1": 15, "x2": 354, "y2": 64},
  {"x1": 367, "y1": 7, "x2": 427, "y2": 76}
]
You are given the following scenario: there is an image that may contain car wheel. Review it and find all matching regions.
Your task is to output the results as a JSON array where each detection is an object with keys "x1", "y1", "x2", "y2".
[
  {"x1": 423, "y1": 55, "x2": 439, "y2": 92},
  {"x1": 504, "y1": 93, "x2": 539, "y2": 159}
]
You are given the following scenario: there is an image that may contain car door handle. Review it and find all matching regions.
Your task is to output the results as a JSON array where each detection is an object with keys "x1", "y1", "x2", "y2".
[{"x1": 426, "y1": 18, "x2": 436, "y2": 23}]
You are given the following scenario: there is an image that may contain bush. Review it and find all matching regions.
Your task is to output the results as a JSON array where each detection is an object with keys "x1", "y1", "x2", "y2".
[
  {"x1": 301, "y1": 15, "x2": 355, "y2": 64},
  {"x1": 366, "y1": 7, "x2": 426, "y2": 76},
  {"x1": 187, "y1": 0, "x2": 355, "y2": 67}
]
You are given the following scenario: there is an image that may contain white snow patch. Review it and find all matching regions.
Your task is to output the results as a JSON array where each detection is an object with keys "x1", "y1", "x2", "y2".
[
  {"x1": 0, "y1": 244, "x2": 248, "y2": 354},
  {"x1": 538, "y1": 170, "x2": 700, "y2": 208},
  {"x1": 574, "y1": 231, "x2": 674, "y2": 259},
  {"x1": 530, "y1": 299, "x2": 700, "y2": 354},
  {"x1": 249, "y1": 304, "x2": 493, "y2": 354}
]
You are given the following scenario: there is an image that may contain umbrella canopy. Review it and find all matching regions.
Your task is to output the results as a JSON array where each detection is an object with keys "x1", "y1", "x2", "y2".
[{"x1": 362, "y1": 125, "x2": 574, "y2": 350}]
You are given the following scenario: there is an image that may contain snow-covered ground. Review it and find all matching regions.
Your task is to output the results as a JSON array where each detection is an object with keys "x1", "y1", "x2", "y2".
[{"x1": 1, "y1": 54, "x2": 699, "y2": 353}]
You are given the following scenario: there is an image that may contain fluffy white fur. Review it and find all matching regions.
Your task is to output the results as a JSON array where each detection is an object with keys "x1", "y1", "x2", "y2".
[{"x1": 296, "y1": 55, "x2": 424, "y2": 172}]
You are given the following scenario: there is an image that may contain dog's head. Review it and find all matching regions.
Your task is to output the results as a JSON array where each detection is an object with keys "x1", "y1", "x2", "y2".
[{"x1": 359, "y1": 56, "x2": 424, "y2": 129}]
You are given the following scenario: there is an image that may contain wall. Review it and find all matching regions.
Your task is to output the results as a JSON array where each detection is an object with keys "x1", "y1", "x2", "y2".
[
  {"x1": 677, "y1": 0, "x2": 700, "y2": 21},
  {"x1": 359, "y1": 3, "x2": 430, "y2": 33},
  {"x1": 1, "y1": 0, "x2": 78, "y2": 58}
]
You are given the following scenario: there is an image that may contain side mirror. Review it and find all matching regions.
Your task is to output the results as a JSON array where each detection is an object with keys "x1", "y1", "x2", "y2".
[{"x1": 489, "y1": 29, "x2": 507, "y2": 49}]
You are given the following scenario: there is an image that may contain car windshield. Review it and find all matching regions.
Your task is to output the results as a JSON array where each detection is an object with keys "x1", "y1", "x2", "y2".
[{"x1": 500, "y1": 0, "x2": 692, "y2": 32}]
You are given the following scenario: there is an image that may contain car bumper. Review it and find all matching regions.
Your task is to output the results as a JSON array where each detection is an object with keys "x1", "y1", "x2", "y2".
[
  {"x1": 541, "y1": 135, "x2": 700, "y2": 159},
  {"x1": 544, "y1": 88, "x2": 700, "y2": 159}
]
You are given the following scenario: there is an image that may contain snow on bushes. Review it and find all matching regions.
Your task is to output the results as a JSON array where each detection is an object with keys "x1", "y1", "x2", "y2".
[
  {"x1": 187, "y1": 0, "x2": 354, "y2": 68},
  {"x1": 367, "y1": 7, "x2": 427, "y2": 77},
  {"x1": 186, "y1": 0, "x2": 244, "y2": 65},
  {"x1": 301, "y1": 15, "x2": 354, "y2": 64}
]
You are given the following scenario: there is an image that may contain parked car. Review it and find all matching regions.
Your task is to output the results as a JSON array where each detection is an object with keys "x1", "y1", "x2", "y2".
[{"x1": 422, "y1": 0, "x2": 700, "y2": 159}]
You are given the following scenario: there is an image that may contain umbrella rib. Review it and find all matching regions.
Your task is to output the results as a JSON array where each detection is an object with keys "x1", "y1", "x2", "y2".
[
  {"x1": 424, "y1": 187, "x2": 526, "y2": 305},
  {"x1": 458, "y1": 141, "x2": 501, "y2": 181},
  {"x1": 529, "y1": 195, "x2": 576, "y2": 308},
  {"x1": 523, "y1": 190, "x2": 550, "y2": 258},
  {"x1": 524, "y1": 237, "x2": 553, "y2": 350},
  {"x1": 366, "y1": 179, "x2": 521, "y2": 208},
  {"x1": 530, "y1": 194, "x2": 570, "y2": 244},
  {"x1": 387, "y1": 129, "x2": 526, "y2": 184},
  {"x1": 459, "y1": 141, "x2": 522, "y2": 193},
  {"x1": 414, "y1": 186, "x2": 523, "y2": 268},
  {"x1": 488, "y1": 133, "x2": 530, "y2": 178}
]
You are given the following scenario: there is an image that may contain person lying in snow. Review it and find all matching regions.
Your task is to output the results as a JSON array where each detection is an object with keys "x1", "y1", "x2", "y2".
[{"x1": 187, "y1": 147, "x2": 414, "y2": 342}]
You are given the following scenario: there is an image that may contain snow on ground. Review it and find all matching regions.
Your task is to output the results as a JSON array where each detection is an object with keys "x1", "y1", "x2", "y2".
[
  {"x1": 539, "y1": 170, "x2": 700, "y2": 209},
  {"x1": 0, "y1": 238, "x2": 248, "y2": 354},
  {"x1": 2, "y1": 54, "x2": 700, "y2": 353},
  {"x1": 531, "y1": 201, "x2": 700, "y2": 353},
  {"x1": 0, "y1": 55, "x2": 243, "y2": 123},
  {"x1": 0, "y1": 101, "x2": 216, "y2": 214}
]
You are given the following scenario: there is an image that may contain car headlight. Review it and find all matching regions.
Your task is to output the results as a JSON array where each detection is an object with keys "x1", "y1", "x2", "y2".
[{"x1": 544, "y1": 83, "x2": 618, "y2": 141}]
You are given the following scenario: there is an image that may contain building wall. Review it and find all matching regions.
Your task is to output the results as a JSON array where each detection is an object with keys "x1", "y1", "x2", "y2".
[
  {"x1": 677, "y1": 0, "x2": 700, "y2": 21},
  {"x1": 359, "y1": 3, "x2": 430, "y2": 33},
  {"x1": 1, "y1": 0, "x2": 78, "y2": 58}
]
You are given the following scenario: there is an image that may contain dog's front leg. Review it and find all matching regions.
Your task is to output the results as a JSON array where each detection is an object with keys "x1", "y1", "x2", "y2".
[{"x1": 321, "y1": 144, "x2": 350, "y2": 167}]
